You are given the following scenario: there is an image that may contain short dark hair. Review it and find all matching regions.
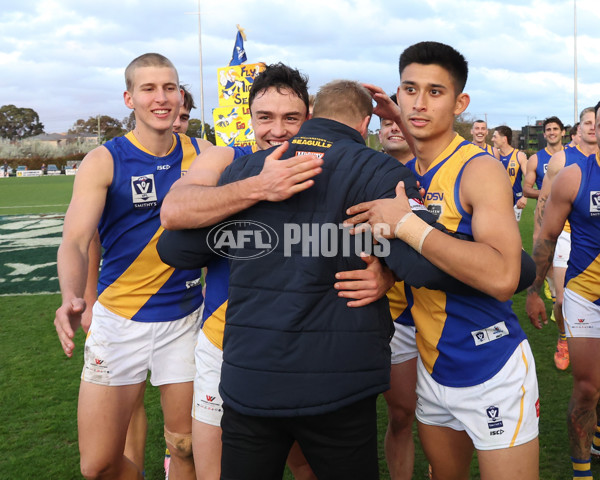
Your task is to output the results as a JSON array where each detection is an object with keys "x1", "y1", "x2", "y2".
[
  {"x1": 399, "y1": 41, "x2": 468, "y2": 94},
  {"x1": 569, "y1": 122, "x2": 580, "y2": 136},
  {"x1": 180, "y1": 84, "x2": 196, "y2": 112},
  {"x1": 248, "y1": 63, "x2": 309, "y2": 115},
  {"x1": 495, "y1": 125, "x2": 513, "y2": 144},
  {"x1": 543, "y1": 116, "x2": 564, "y2": 131}
]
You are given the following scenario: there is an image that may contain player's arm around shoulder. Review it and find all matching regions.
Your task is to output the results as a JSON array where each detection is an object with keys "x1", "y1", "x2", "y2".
[
  {"x1": 55, "y1": 146, "x2": 112, "y2": 357},
  {"x1": 421, "y1": 155, "x2": 522, "y2": 301},
  {"x1": 161, "y1": 145, "x2": 235, "y2": 229}
]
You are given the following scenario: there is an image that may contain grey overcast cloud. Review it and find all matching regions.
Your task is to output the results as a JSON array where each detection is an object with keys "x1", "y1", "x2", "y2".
[{"x1": 1, "y1": 0, "x2": 598, "y2": 134}]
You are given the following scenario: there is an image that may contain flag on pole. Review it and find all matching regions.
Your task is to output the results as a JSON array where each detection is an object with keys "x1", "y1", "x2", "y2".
[{"x1": 229, "y1": 25, "x2": 247, "y2": 66}]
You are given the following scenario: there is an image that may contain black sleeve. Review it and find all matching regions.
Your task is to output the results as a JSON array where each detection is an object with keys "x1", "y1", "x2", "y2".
[
  {"x1": 157, "y1": 228, "x2": 215, "y2": 270},
  {"x1": 517, "y1": 249, "x2": 536, "y2": 293},
  {"x1": 384, "y1": 231, "x2": 536, "y2": 296}
]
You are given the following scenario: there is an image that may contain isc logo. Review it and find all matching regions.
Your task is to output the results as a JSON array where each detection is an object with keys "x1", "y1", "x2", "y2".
[
  {"x1": 157, "y1": 165, "x2": 171, "y2": 170},
  {"x1": 426, "y1": 192, "x2": 444, "y2": 201}
]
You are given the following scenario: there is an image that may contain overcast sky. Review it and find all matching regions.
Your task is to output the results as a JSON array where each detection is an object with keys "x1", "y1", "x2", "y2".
[{"x1": 1, "y1": 0, "x2": 598, "y2": 134}]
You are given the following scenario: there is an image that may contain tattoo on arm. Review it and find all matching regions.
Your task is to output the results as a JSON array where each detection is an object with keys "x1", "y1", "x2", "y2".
[
  {"x1": 535, "y1": 195, "x2": 548, "y2": 229},
  {"x1": 528, "y1": 237, "x2": 556, "y2": 294}
]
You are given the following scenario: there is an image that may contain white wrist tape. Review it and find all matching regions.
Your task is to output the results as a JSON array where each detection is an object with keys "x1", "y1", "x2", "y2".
[{"x1": 394, "y1": 212, "x2": 434, "y2": 254}]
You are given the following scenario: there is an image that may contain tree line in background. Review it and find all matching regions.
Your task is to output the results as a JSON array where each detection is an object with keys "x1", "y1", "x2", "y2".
[{"x1": 0, "y1": 105, "x2": 217, "y2": 145}]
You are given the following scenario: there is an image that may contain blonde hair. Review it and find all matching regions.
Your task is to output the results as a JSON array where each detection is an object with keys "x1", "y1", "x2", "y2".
[
  {"x1": 124, "y1": 53, "x2": 178, "y2": 91},
  {"x1": 312, "y1": 80, "x2": 372, "y2": 126}
]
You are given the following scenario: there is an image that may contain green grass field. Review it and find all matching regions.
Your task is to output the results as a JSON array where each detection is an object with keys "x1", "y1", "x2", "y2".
[{"x1": 0, "y1": 175, "x2": 590, "y2": 479}]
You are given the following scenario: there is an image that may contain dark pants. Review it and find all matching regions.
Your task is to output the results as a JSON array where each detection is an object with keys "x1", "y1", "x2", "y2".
[{"x1": 220, "y1": 395, "x2": 379, "y2": 480}]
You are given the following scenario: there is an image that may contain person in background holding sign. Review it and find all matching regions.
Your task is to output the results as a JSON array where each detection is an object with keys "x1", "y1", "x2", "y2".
[{"x1": 54, "y1": 53, "x2": 211, "y2": 480}]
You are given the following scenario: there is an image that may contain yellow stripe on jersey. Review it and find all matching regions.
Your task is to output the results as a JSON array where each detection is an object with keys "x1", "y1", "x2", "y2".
[
  {"x1": 387, "y1": 281, "x2": 408, "y2": 320},
  {"x1": 566, "y1": 252, "x2": 600, "y2": 303},
  {"x1": 98, "y1": 227, "x2": 174, "y2": 319},
  {"x1": 411, "y1": 287, "x2": 447, "y2": 373},
  {"x1": 203, "y1": 300, "x2": 228, "y2": 350}
]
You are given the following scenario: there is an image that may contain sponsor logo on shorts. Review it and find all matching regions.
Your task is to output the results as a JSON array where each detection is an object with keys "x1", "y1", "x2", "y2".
[
  {"x1": 535, "y1": 398, "x2": 540, "y2": 417},
  {"x1": 95, "y1": 358, "x2": 104, "y2": 365},
  {"x1": 471, "y1": 321, "x2": 509, "y2": 346},
  {"x1": 590, "y1": 191, "x2": 600, "y2": 216},
  {"x1": 131, "y1": 174, "x2": 158, "y2": 209},
  {"x1": 206, "y1": 395, "x2": 216, "y2": 402},
  {"x1": 490, "y1": 429, "x2": 504, "y2": 436},
  {"x1": 486, "y1": 405, "x2": 504, "y2": 430}
]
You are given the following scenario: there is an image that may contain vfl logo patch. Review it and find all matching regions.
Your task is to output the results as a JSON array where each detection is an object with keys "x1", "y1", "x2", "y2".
[
  {"x1": 486, "y1": 405, "x2": 504, "y2": 430},
  {"x1": 471, "y1": 321, "x2": 509, "y2": 346},
  {"x1": 590, "y1": 191, "x2": 600, "y2": 216},
  {"x1": 131, "y1": 174, "x2": 158, "y2": 209}
]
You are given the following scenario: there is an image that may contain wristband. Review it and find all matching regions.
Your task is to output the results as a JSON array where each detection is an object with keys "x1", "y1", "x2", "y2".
[{"x1": 394, "y1": 212, "x2": 434, "y2": 254}]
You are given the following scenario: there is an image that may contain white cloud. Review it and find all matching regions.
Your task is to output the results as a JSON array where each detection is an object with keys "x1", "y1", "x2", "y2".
[{"x1": 0, "y1": 0, "x2": 598, "y2": 133}]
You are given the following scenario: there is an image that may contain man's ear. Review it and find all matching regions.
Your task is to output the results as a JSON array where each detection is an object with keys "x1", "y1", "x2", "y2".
[
  {"x1": 358, "y1": 115, "x2": 371, "y2": 138},
  {"x1": 454, "y1": 92, "x2": 470, "y2": 116},
  {"x1": 124, "y1": 90, "x2": 134, "y2": 109}
]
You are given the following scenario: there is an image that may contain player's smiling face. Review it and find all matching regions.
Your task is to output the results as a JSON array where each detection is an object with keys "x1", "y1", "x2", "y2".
[
  {"x1": 397, "y1": 63, "x2": 469, "y2": 142},
  {"x1": 249, "y1": 87, "x2": 307, "y2": 151},
  {"x1": 124, "y1": 66, "x2": 182, "y2": 133},
  {"x1": 543, "y1": 122, "x2": 563, "y2": 146},
  {"x1": 471, "y1": 122, "x2": 488, "y2": 144}
]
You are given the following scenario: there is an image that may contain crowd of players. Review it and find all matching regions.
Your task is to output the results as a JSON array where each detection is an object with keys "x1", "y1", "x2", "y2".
[{"x1": 53, "y1": 41, "x2": 600, "y2": 480}]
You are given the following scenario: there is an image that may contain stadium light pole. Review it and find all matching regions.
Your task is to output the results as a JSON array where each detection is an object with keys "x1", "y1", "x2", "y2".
[
  {"x1": 574, "y1": 0, "x2": 578, "y2": 124},
  {"x1": 186, "y1": 2, "x2": 207, "y2": 138}
]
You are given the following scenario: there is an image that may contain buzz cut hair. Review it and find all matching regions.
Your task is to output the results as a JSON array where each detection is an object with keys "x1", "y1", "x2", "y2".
[{"x1": 125, "y1": 53, "x2": 178, "y2": 92}]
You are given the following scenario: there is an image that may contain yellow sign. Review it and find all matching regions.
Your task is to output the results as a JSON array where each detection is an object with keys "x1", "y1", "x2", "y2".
[
  {"x1": 212, "y1": 105, "x2": 255, "y2": 147},
  {"x1": 217, "y1": 63, "x2": 264, "y2": 107}
]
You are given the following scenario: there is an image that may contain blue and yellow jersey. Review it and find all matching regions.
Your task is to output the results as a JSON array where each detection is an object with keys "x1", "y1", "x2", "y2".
[
  {"x1": 408, "y1": 135, "x2": 526, "y2": 387},
  {"x1": 97, "y1": 132, "x2": 204, "y2": 322},
  {"x1": 535, "y1": 147, "x2": 558, "y2": 190},
  {"x1": 498, "y1": 148, "x2": 524, "y2": 205},
  {"x1": 201, "y1": 145, "x2": 255, "y2": 350},
  {"x1": 560, "y1": 146, "x2": 588, "y2": 234},
  {"x1": 565, "y1": 152, "x2": 600, "y2": 306},
  {"x1": 475, "y1": 143, "x2": 495, "y2": 157},
  {"x1": 386, "y1": 281, "x2": 414, "y2": 326}
]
